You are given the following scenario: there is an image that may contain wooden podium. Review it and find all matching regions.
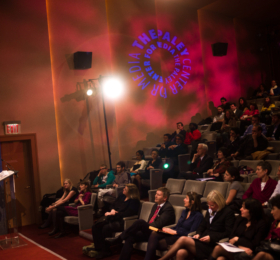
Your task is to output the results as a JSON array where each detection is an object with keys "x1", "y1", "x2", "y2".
[{"x1": 0, "y1": 170, "x2": 26, "y2": 250}]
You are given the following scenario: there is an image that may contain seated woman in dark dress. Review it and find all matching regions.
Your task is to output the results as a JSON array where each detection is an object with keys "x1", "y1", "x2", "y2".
[
  {"x1": 40, "y1": 178, "x2": 78, "y2": 229},
  {"x1": 206, "y1": 147, "x2": 231, "y2": 182},
  {"x1": 48, "y1": 180, "x2": 91, "y2": 238},
  {"x1": 144, "y1": 192, "x2": 203, "y2": 260},
  {"x1": 158, "y1": 190, "x2": 235, "y2": 260},
  {"x1": 89, "y1": 184, "x2": 140, "y2": 259},
  {"x1": 210, "y1": 198, "x2": 268, "y2": 260},
  {"x1": 134, "y1": 149, "x2": 161, "y2": 191}
]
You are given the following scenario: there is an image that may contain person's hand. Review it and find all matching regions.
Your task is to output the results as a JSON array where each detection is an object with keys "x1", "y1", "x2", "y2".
[
  {"x1": 199, "y1": 236, "x2": 210, "y2": 243},
  {"x1": 79, "y1": 194, "x2": 84, "y2": 198},
  {"x1": 213, "y1": 173, "x2": 219, "y2": 177},
  {"x1": 207, "y1": 169, "x2": 213, "y2": 174},
  {"x1": 193, "y1": 234, "x2": 200, "y2": 239},
  {"x1": 193, "y1": 153, "x2": 199, "y2": 160},
  {"x1": 105, "y1": 212, "x2": 110, "y2": 216},
  {"x1": 147, "y1": 166, "x2": 154, "y2": 170},
  {"x1": 267, "y1": 137, "x2": 273, "y2": 141},
  {"x1": 229, "y1": 237, "x2": 239, "y2": 244},
  {"x1": 94, "y1": 184, "x2": 99, "y2": 188},
  {"x1": 162, "y1": 228, "x2": 177, "y2": 235},
  {"x1": 176, "y1": 129, "x2": 180, "y2": 134},
  {"x1": 160, "y1": 144, "x2": 166, "y2": 149},
  {"x1": 238, "y1": 246, "x2": 253, "y2": 256},
  {"x1": 231, "y1": 152, "x2": 238, "y2": 158},
  {"x1": 113, "y1": 184, "x2": 118, "y2": 188},
  {"x1": 110, "y1": 209, "x2": 118, "y2": 215},
  {"x1": 170, "y1": 145, "x2": 175, "y2": 150}
]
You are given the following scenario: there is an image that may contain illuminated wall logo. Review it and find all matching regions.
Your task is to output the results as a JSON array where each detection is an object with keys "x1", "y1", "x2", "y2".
[{"x1": 128, "y1": 29, "x2": 191, "y2": 98}]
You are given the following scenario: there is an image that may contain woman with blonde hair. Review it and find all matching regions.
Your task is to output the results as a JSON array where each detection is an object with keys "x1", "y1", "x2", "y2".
[
  {"x1": 39, "y1": 178, "x2": 78, "y2": 229},
  {"x1": 159, "y1": 190, "x2": 235, "y2": 260},
  {"x1": 87, "y1": 184, "x2": 141, "y2": 258}
]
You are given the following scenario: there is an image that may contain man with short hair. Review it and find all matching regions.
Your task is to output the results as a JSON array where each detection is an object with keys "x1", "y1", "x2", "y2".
[
  {"x1": 177, "y1": 143, "x2": 213, "y2": 180},
  {"x1": 230, "y1": 102, "x2": 243, "y2": 119},
  {"x1": 166, "y1": 134, "x2": 187, "y2": 163},
  {"x1": 170, "y1": 122, "x2": 186, "y2": 141},
  {"x1": 232, "y1": 126, "x2": 268, "y2": 160},
  {"x1": 93, "y1": 164, "x2": 115, "y2": 188},
  {"x1": 267, "y1": 112, "x2": 280, "y2": 141},
  {"x1": 97, "y1": 161, "x2": 129, "y2": 211},
  {"x1": 269, "y1": 80, "x2": 279, "y2": 96},
  {"x1": 105, "y1": 187, "x2": 175, "y2": 260},
  {"x1": 220, "y1": 97, "x2": 231, "y2": 111},
  {"x1": 213, "y1": 106, "x2": 224, "y2": 123},
  {"x1": 241, "y1": 114, "x2": 267, "y2": 138}
]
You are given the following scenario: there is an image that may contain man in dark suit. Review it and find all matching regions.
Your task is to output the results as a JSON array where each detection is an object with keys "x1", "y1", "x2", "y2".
[
  {"x1": 177, "y1": 143, "x2": 213, "y2": 180},
  {"x1": 158, "y1": 134, "x2": 175, "y2": 158},
  {"x1": 230, "y1": 102, "x2": 243, "y2": 119},
  {"x1": 267, "y1": 112, "x2": 280, "y2": 141},
  {"x1": 105, "y1": 187, "x2": 175, "y2": 260}
]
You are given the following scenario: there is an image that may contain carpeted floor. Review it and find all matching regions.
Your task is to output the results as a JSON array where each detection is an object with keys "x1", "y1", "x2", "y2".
[
  {"x1": 0, "y1": 233, "x2": 65, "y2": 260},
  {"x1": 16, "y1": 224, "x2": 146, "y2": 260}
]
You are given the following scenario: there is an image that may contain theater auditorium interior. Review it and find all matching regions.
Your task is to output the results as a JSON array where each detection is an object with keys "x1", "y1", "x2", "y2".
[{"x1": 1, "y1": 0, "x2": 280, "y2": 259}]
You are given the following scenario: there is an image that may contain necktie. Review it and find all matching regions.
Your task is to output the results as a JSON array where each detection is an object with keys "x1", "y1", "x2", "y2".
[
  {"x1": 193, "y1": 158, "x2": 201, "y2": 175},
  {"x1": 149, "y1": 205, "x2": 160, "y2": 224}
]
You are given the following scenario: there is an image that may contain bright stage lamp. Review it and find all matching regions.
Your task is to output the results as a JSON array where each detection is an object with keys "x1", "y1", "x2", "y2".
[
  {"x1": 86, "y1": 88, "x2": 93, "y2": 96},
  {"x1": 102, "y1": 78, "x2": 124, "y2": 99}
]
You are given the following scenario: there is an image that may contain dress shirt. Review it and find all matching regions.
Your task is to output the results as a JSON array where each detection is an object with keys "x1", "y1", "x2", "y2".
[{"x1": 208, "y1": 208, "x2": 217, "y2": 224}]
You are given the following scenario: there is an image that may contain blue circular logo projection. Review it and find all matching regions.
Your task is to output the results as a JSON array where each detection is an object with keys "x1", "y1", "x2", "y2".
[{"x1": 128, "y1": 29, "x2": 191, "y2": 98}]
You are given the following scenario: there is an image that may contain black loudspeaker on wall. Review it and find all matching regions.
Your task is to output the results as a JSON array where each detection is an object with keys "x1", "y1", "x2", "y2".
[
  {"x1": 73, "y1": 51, "x2": 92, "y2": 69},
  {"x1": 211, "y1": 42, "x2": 228, "y2": 56}
]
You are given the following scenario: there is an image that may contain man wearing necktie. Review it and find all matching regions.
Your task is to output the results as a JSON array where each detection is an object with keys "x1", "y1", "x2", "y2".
[{"x1": 105, "y1": 187, "x2": 175, "y2": 260}]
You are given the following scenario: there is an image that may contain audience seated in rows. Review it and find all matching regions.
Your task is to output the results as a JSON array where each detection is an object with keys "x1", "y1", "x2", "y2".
[
  {"x1": 90, "y1": 184, "x2": 140, "y2": 259},
  {"x1": 224, "y1": 166, "x2": 245, "y2": 213},
  {"x1": 206, "y1": 147, "x2": 231, "y2": 182},
  {"x1": 210, "y1": 198, "x2": 269, "y2": 260},
  {"x1": 92, "y1": 164, "x2": 115, "y2": 188},
  {"x1": 253, "y1": 194, "x2": 280, "y2": 260},
  {"x1": 231, "y1": 102, "x2": 243, "y2": 118},
  {"x1": 178, "y1": 143, "x2": 213, "y2": 180},
  {"x1": 269, "y1": 80, "x2": 280, "y2": 96},
  {"x1": 105, "y1": 187, "x2": 175, "y2": 260},
  {"x1": 50, "y1": 180, "x2": 91, "y2": 238},
  {"x1": 241, "y1": 115, "x2": 267, "y2": 138},
  {"x1": 170, "y1": 122, "x2": 186, "y2": 142},
  {"x1": 158, "y1": 190, "x2": 235, "y2": 260},
  {"x1": 40, "y1": 178, "x2": 78, "y2": 229},
  {"x1": 267, "y1": 112, "x2": 280, "y2": 141},
  {"x1": 184, "y1": 123, "x2": 201, "y2": 145},
  {"x1": 97, "y1": 161, "x2": 129, "y2": 213},
  {"x1": 231, "y1": 126, "x2": 268, "y2": 160},
  {"x1": 144, "y1": 192, "x2": 203, "y2": 260},
  {"x1": 134, "y1": 149, "x2": 162, "y2": 192},
  {"x1": 252, "y1": 83, "x2": 268, "y2": 99},
  {"x1": 242, "y1": 161, "x2": 277, "y2": 204},
  {"x1": 130, "y1": 150, "x2": 147, "y2": 176}
]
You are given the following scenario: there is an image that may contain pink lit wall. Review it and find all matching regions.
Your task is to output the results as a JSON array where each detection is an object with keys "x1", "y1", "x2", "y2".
[{"x1": 0, "y1": 0, "x2": 270, "y2": 194}]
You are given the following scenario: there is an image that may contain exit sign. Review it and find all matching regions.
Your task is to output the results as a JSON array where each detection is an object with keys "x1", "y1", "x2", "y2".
[{"x1": 3, "y1": 121, "x2": 21, "y2": 135}]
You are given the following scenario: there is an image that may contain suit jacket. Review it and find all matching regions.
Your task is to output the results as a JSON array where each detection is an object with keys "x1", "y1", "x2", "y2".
[
  {"x1": 196, "y1": 206, "x2": 235, "y2": 244},
  {"x1": 189, "y1": 154, "x2": 213, "y2": 176},
  {"x1": 266, "y1": 124, "x2": 280, "y2": 140},
  {"x1": 148, "y1": 201, "x2": 175, "y2": 229},
  {"x1": 235, "y1": 109, "x2": 243, "y2": 119}
]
